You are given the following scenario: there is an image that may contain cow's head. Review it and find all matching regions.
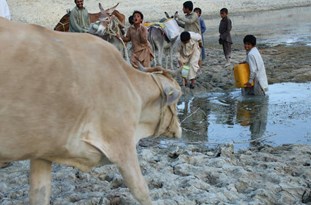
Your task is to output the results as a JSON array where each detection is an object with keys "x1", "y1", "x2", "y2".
[{"x1": 139, "y1": 65, "x2": 182, "y2": 138}]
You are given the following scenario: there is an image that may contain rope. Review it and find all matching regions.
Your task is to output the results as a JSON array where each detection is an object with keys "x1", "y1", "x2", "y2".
[{"x1": 55, "y1": 21, "x2": 68, "y2": 31}]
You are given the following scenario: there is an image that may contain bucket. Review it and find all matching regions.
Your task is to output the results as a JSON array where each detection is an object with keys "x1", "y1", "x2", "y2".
[
  {"x1": 233, "y1": 63, "x2": 253, "y2": 88},
  {"x1": 181, "y1": 65, "x2": 190, "y2": 78}
]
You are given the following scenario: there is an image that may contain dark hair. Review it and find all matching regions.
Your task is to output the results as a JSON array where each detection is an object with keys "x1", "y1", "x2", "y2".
[
  {"x1": 133, "y1": 10, "x2": 144, "y2": 20},
  {"x1": 220, "y1": 8, "x2": 228, "y2": 14},
  {"x1": 243, "y1": 35, "x2": 257, "y2": 46},
  {"x1": 194, "y1": 7, "x2": 202, "y2": 15},
  {"x1": 183, "y1": 1, "x2": 193, "y2": 11},
  {"x1": 180, "y1": 31, "x2": 191, "y2": 43},
  {"x1": 128, "y1": 15, "x2": 134, "y2": 25}
]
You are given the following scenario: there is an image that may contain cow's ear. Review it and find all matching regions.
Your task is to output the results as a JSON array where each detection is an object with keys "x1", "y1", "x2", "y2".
[{"x1": 164, "y1": 86, "x2": 181, "y2": 105}]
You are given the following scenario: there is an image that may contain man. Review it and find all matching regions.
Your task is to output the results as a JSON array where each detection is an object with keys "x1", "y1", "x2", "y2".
[
  {"x1": 177, "y1": 31, "x2": 201, "y2": 89},
  {"x1": 174, "y1": 1, "x2": 201, "y2": 34},
  {"x1": 242, "y1": 35, "x2": 268, "y2": 96},
  {"x1": 69, "y1": 0, "x2": 90, "y2": 33},
  {"x1": 219, "y1": 8, "x2": 233, "y2": 67},
  {"x1": 121, "y1": 11, "x2": 154, "y2": 68}
]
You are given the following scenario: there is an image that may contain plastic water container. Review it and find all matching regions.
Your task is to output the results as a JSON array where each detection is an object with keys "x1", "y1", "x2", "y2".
[
  {"x1": 163, "y1": 19, "x2": 180, "y2": 41},
  {"x1": 181, "y1": 65, "x2": 190, "y2": 78},
  {"x1": 234, "y1": 63, "x2": 253, "y2": 88}
]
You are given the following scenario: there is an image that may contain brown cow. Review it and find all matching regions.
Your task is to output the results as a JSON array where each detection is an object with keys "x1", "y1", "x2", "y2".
[{"x1": 0, "y1": 17, "x2": 181, "y2": 205}]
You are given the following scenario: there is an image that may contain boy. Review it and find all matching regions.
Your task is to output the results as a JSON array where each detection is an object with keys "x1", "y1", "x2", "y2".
[
  {"x1": 177, "y1": 31, "x2": 201, "y2": 89},
  {"x1": 242, "y1": 35, "x2": 268, "y2": 96},
  {"x1": 218, "y1": 8, "x2": 232, "y2": 67},
  {"x1": 194, "y1": 7, "x2": 206, "y2": 64},
  {"x1": 174, "y1": 1, "x2": 201, "y2": 34},
  {"x1": 122, "y1": 11, "x2": 154, "y2": 68}
]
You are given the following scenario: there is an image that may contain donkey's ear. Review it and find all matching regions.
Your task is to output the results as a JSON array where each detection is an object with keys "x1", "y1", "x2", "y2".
[
  {"x1": 105, "y1": 3, "x2": 119, "y2": 15},
  {"x1": 98, "y1": 3, "x2": 104, "y2": 11}
]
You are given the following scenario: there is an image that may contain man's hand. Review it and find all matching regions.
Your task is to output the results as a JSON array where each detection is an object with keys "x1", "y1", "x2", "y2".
[
  {"x1": 174, "y1": 11, "x2": 179, "y2": 19},
  {"x1": 198, "y1": 40, "x2": 203, "y2": 48},
  {"x1": 244, "y1": 82, "x2": 253, "y2": 88}
]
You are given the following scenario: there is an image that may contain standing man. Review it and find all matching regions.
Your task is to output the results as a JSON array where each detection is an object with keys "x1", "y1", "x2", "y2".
[
  {"x1": 0, "y1": 0, "x2": 11, "y2": 20},
  {"x1": 219, "y1": 8, "x2": 233, "y2": 67},
  {"x1": 174, "y1": 1, "x2": 201, "y2": 35},
  {"x1": 242, "y1": 35, "x2": 268, "y2": 96},
  {"x1": 121, "y1": 11, "x2": 154, "y2": 68},
  {"x1": 69, "y1": 0, "x2": 90, "y2": 33},
  {"x1": 194, "y1": 7, "x2": 207, "y2": 65}
]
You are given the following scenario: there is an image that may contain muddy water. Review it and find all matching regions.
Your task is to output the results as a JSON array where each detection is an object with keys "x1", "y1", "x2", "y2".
[{"x1": 175, "y1": 82, "x2": 311, "y2": 150}]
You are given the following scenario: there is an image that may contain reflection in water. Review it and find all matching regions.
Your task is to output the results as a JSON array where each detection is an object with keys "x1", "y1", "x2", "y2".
[
  {"x1": 236, "y1": 96, "x2": 269, "y2": 147},
  {"x1": 177, "y1": 93, "x2": 269, "y2": 149},
  {"x1": 178, "y1": 96, "x2": 208, "y2": 142},
  {"x1": 176, "y1": 82, "x2": 311, "y2": 150}
]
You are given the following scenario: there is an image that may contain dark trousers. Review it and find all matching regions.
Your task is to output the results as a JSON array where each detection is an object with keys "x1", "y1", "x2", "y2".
[{"x1": 222, "y1": 41, "x2": 232, "y2": 60}]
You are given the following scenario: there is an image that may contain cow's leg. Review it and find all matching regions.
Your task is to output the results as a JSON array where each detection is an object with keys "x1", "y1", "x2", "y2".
[
  {"x1": 117, "y1": 147, "x2": 152, "y2": 205},
  {"x1": 29, "y1": 159, "x2": 52, "y2": 205}
]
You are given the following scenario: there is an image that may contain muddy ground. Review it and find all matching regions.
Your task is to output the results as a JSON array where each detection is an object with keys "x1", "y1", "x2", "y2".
[{"x1": 1, "y1": 3, "x2": 311, "y2": 205}]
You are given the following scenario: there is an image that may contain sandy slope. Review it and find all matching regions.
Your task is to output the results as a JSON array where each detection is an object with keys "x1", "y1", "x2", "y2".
[{"x1": 7, "y1": 0, "x2": 311, "y2": 29}]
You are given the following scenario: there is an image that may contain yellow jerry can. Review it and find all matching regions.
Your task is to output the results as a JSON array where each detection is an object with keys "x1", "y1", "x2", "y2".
[{"x1": 233, "y1": 63, "x2": 253, "y2": 88}]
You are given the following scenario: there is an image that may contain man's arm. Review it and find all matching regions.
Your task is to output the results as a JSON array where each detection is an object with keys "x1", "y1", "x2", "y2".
[
  {"x1": 248, "y1": 54, "x2": 257, "y2": 84},
  {"x1": 200, "y1": 18, "x2": 206, "y2": 34}
]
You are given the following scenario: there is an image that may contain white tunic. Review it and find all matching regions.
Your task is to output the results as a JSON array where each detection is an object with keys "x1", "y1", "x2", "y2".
[
  {"x1": 176, "y1": 32, "x2": 202, "y2": 80},
  {"x1": 246, "y1": 47, "x2": 268, "y2": 94},
  {"x1": 0, "y1": 0, "x2": 11, "y2": 20}
]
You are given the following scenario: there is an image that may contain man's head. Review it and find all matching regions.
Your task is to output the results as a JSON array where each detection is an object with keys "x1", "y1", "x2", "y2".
[
  {"x1": 180, "y1": 31, "x2": 191, "y2": 44},
  {"x1": 243, "y1": 35, "x2": 256, "y2": 51},
  {"x1": 194, "y1": 7, "x2": 202, "y2": 16},
  {"x1": 183, "y1": 1, "x2": 193, "y2": 14},
  {"x1": 128, "y1": 15, "x2": 134, "y2": 25},
  {"x1": 220, "y1": 8, "x2": 228, "y2": 18},
  {"x1": 132, "y1": 10, "x2": 144, "y2": 24},
  {"x1": 75, "y1": 0, "x2": 84, "y2": 9}
]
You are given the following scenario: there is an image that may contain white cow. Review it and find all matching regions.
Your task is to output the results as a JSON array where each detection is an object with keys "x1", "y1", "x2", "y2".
[{"x1": 0, "y1": 17, "x2": 182, "y2": 205}]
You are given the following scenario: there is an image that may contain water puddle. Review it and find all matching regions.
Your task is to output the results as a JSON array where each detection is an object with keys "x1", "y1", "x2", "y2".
[{"x1": 172, "y1": 82, "x2": 311, "y2": 151}]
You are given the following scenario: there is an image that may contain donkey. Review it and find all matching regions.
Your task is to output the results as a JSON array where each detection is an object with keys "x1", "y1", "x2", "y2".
[
  {"x1": 148, "y1": 25, "x2": 179, "y2": 70},
  {"x1": 88, "y1": 3, "x2": 130, "y2": 63}
]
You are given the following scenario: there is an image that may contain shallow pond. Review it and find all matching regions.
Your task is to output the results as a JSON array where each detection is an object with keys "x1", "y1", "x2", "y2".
[{"x1": 171, "y1": 82, "x2": 311, "y2": 151}]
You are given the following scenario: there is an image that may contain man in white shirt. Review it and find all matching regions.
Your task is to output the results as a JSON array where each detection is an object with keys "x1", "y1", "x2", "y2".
[{"x1": 243, "y1": 35, "x2": 268, "y2": 96}]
